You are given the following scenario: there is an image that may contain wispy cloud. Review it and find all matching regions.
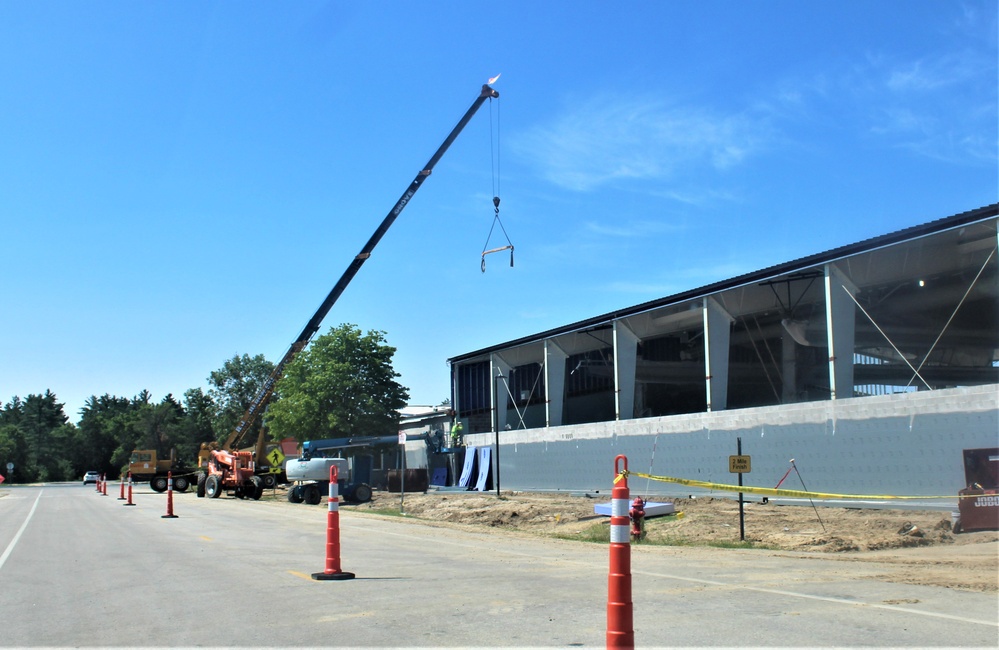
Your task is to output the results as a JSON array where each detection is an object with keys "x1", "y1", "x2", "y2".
[
  {"x1": 874, "y1": 49, "x2": 996, "y2": 164},
  {"x1": 511, "y1": 96, "x2": 767, "y2": 193},
  {"x1": 583, "y1": 219, "x2": 685, "y2": 238},
  {"x1": 752, "y1": 45, "x2": 996, "y2": 167},
  {"x1": 886, "y1": 53, "x2": 979, "y2": 92}
]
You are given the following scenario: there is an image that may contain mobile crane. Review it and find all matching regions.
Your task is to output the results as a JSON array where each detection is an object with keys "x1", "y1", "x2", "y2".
[{"x1": 197, "y1": 81, "x2": 500, "y2": 498}]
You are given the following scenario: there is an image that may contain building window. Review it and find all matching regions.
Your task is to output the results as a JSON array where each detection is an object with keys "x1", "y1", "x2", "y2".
[
  {"x1": 456, "y1": 361, "x2": 490, "y2": 416},
  {"x1": 506, "y1": 363, "x2": 545, "y2": 408}
]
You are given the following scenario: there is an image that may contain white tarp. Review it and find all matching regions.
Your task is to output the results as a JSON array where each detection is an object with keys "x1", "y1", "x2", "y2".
[
  {"x1": 474, "y1": 447, "x2": 491, "y2": 491},
  {"x1": 458, "y1": 446, "x2": 476, "y2": 488}
]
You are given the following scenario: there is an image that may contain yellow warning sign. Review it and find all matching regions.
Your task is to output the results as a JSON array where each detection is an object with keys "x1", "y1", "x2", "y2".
[
  {"x1": 266, "y1": 448, "x2": 286, "y2": 468},
  {"x1": 729, "y1": 455, "x2": 751, "y2": 473}
]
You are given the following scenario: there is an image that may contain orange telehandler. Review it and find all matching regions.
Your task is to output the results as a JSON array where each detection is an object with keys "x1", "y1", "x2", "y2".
[{"x1": 198, "y1": 448, "x2": 263, "y2": 500}]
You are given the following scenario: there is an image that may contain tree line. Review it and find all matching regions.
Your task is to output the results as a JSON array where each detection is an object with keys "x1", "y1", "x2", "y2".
[{"x1": 0, "y1": 324, "x2": 409, "y2": 483}]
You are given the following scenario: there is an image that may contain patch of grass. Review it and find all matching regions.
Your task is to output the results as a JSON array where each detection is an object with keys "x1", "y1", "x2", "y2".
[
  {"x1": 359, "y1": 507, "x2": 409, "y2": 517},
  {"x1": 635, "y1": 536, "x2": 776, "y2": 550},
  {"x1": 704, "y1": 540, "x2": 770, "y2": 550},
  {"x1": 552, "y1": 522, "x2": 609, "y2": 543}
]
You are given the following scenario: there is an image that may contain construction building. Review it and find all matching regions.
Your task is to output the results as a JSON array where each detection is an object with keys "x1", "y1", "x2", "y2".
[{"x1": 437, "y1": 203, "x2": 999, "y2": 501}]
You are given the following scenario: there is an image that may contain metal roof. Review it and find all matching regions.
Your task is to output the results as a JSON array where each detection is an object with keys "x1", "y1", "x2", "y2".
[{"x1": 448, "y1": 202, "x2": 999, "y2": 363}]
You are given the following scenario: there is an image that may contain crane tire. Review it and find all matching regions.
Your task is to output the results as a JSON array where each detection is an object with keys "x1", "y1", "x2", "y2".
[
  {"x1": 196, "y1": 472, "x2": 206, "y2": 498},
  {"x1": 305, "y1": 484, "x2": 322, "y2": 505},
  {"x1": 205, "y1": 474, "x2": 223, "y2": 499},
  {"x1": 352, "y1": 483, "x2": 372, "y2": 504},
  {"x1": 288, "y1": 485, "x2": 304, "y2": 504},
  {"x1": 250, "y1": 476, "x2": 264, "y2": 500}
]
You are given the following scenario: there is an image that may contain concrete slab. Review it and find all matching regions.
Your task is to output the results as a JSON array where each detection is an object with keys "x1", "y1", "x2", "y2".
[{"x1": 594, "y1": 500, "x2": 675, "y2": 517}]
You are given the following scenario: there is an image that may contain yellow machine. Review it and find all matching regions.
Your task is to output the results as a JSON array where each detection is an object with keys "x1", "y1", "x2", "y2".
[{"x1": 127, "y1": 449, "x2": 200, "y2": 493}]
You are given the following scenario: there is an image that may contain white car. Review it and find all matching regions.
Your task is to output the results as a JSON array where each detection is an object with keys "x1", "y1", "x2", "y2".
[{"x1": 83, "y1": 471, "x2": 100, "y2": 485}]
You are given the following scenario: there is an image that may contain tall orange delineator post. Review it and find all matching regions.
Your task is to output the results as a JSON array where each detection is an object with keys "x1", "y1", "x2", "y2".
[
  {"x1": 312, "y1": 464, "x2": 355, "y2": 581},
  {"x1": 607, "y1": 454, "x2": 634, "y2": 649},
  {"x1": 118, "y1": 475, "x2": 126, "y2": 500},
  {"x1": 123, "y1": 471, "x2": 136, "y2": 507},
  {"x1": 161, "y1": 471, "x2": 179, "y2": 519}
]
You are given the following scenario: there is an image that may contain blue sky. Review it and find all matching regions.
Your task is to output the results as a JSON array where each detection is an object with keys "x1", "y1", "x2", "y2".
[{"x1": 1, "y1": 1, "x2": 996, "y2": 422}]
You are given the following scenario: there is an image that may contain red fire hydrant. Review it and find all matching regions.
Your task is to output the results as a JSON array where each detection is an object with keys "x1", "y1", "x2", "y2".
[{"x1": 629, "y1": 497, "x2": 646, "y2": 540}]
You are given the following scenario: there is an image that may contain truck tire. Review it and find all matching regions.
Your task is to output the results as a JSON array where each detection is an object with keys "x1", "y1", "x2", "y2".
[
  {"x1": 304, "y1": 483, "x2": 322, "y2": 505},
  {"x1": 262, "y1": 473, "x2": 277, "y2": 489},
  {"x1": 250, "y1": 476, "x2": 264, "y2": 500},
  {"x1": 352, "y1": 483, "x2": 372, "y2": 504},
  {"x1": 150, "y1": 476, "x2": 168, "y2": 493},
  {"x1": 196, "y1": 472, "x2": 206, "y2": 498},
  {"x1": 288, "y1": 485, "x2": 304, "y2": 503},
  {"x1": 205, "y1": 474, "x2": 223, "y2": 499},
  {"x1": 173, "y1": 476, "x2": 189, "y2": 492}
]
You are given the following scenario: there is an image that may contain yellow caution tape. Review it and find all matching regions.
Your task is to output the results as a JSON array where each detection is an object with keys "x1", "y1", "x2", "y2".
[{"x1": 622, "y1": 470, "x2": 963, "y2": 500}]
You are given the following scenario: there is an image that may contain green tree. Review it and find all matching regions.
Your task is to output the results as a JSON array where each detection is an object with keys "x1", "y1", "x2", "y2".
[
  {"x1": 134, "y1": 394, "x2": 186, "y2": 457},
  {"x1": 0, "y1": 422, "x2": 28, "y2": 483},
  {"x1": 77, "y1": 392, "x2": 201, "y2": 475},
  {"x1": 181, "y1": 387, "x2": 220, "y2": 458},
  {"x1": 48, "y1": 423, "x2": 78, "y2": 481},
  {"x1": 207, "y1": 353, "x2": 276, "y2": 446},
  {"x1": 2, "y1": 384, "x2": 248, "y2": 482},
  {"x1": 265, "y1": 324, "x2": 409, "y2": 442},
  {"x1": 13, "y1": 391, "x2": 72, "y2": 481},
  {"x1": 77, "y1": 394, "x2": 134, "y2": 478},
  {"x1": 0, "y1": 396, "x2": 25, "y2": 426}
]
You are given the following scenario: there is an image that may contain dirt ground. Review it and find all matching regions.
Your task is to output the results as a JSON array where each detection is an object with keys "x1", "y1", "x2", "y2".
[{"x1": 320, "y1": 488, "x2": 999, "y2": 594}]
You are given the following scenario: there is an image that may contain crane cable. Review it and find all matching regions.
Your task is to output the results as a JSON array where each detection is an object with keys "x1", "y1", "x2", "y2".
[{"x1": 482, "y1": 92, "x2": 514, "y2": 272}]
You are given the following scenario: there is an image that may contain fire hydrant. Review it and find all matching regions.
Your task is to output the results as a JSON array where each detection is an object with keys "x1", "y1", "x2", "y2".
[{"x1": 629, "y1": 497, "x2": 646, "y2": 540}]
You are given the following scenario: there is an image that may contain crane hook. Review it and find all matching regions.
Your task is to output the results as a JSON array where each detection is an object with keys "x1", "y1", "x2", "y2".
[{"x1": 481, "y1": 196, "x2": 515, "y2": 273}]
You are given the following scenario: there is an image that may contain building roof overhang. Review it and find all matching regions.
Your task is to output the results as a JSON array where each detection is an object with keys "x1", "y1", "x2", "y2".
[{"x1": 448, "y1": 202, "x2": 999, "y2": 365}]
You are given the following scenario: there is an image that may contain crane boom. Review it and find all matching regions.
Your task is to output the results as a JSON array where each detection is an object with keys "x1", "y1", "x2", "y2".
[{"x1": 223, "y1": 83, "x2": 500, "y2": 451}]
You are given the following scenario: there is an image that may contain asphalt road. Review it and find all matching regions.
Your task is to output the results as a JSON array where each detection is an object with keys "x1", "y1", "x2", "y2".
[{"x1": 0, "y1": 482, "x2": 996, "y2": 648}]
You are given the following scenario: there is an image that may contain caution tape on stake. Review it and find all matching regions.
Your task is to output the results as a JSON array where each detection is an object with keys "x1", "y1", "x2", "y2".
[{"x1": 617, "y1": 471, "x2": 965, "y2": 501}]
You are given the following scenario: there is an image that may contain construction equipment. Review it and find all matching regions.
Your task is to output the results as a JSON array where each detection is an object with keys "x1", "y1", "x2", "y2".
[
  {"x1": 200, "y1": 82, "x2": 500, "y2": 497},
  {"x1": 301, "y1": 434, "x2": 411, "y2": 459},
  {"x1": 285, "y1": 433, "x2": 434, "y2": 504},
  {"x1": 286, "y1": 434, "x2": 403, "y2": 505},
  {"x1": 127, "y1": 449, "x2": 201, "y2": 493},
  {"x1": 285, "y1": 457, "x2": 372, "y2": 505},
  {"x1": 197, "y1": 435, "x2": 287, "y2": 489},
  {"x1": 198, "y1": 448, "x2": 263, "y2": 500}
]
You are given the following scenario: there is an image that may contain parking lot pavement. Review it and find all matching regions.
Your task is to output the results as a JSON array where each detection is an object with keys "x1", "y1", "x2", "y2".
[{"x1": 1, "y1": 483, "x2": 996, "y2": 647}]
